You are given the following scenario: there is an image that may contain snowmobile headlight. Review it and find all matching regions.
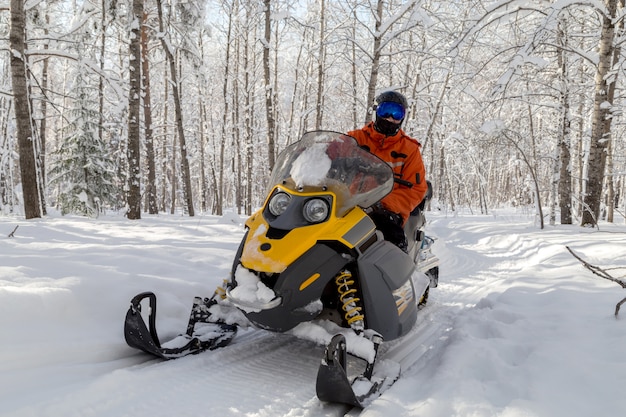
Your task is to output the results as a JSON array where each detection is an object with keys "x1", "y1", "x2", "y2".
[
  {"x1": 303, "y1": 198, "x2": 329, "y2": 223},
  {"x1": 268, "y1": 192, "x2": 291, "y2": 216}
]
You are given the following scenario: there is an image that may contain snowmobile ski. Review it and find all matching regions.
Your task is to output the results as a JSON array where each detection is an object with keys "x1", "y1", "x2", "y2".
[
  {"x1": 316, "y1": 333, "x2": 399, "y2": 408},
  {"x1": 124, "y1": 292, "x2": 237, "y2": 360}
]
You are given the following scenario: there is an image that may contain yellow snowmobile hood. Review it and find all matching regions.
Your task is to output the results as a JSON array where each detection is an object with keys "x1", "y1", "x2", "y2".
[{"x1": 239, "y1": 186, "x2": 376, "y2": 274}]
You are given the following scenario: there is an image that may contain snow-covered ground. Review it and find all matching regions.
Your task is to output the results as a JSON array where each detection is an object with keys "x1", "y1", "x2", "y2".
[{"x1": 1, "y1": 208, "x2": 625, "y2": 417}]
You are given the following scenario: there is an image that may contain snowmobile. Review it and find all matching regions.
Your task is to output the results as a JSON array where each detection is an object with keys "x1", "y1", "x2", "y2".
[{"x1": 124, "y1": 130, "x2": 439, "y2": 407}]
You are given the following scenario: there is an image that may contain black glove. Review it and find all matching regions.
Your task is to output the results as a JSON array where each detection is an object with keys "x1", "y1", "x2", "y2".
[
  {"x1": 367, "y1": 203, "x2": 407, "y2": 252},
  {"x1": 368, "y1": 203, "x2": 403, "y2": 228}
]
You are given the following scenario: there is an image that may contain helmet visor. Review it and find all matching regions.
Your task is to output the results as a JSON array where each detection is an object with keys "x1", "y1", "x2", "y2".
[{"x1": 376, "y1": 101, "x2": 405, "y2": 121}]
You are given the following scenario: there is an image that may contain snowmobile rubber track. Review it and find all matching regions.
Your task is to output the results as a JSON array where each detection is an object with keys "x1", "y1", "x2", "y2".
[{"x1": 124, "y1": 292, "x2": 237, "y2": 360}]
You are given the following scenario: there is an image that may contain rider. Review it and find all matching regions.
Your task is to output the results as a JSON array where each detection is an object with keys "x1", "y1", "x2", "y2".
[{"x1": 347, "y1": 90, "x2": 428, "y2": 252}]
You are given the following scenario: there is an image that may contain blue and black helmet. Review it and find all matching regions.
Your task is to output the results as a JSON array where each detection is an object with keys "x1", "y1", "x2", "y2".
[{"x1": 374, "y1": 91, "x2": 408, "y2": 135}]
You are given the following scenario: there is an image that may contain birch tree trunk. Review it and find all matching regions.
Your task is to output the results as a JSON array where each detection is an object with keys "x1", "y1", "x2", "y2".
[
  {"x1": 141, "y1": 11, "x2": 158, "y2": 215},
  {"x1": 363, "y1": 0, "x2": 384, "y2": 124},
  {"x1": 215, "y1": 1, "x2": 235, "y2": 216},
  {"x1": 362, "y1": 0, "x2": 419, "y2": 124},
  {"x1": 156, "y1": 0, "x2": 194, "y2": 216},
  {"x1": 126, "y1": 0, "x2": 143, "y2": 220},
  {"x1": 243, "y1": 3, "x2": 255, "y2": 215},
  {"x1": 10, "y1": 0, "x2": 42, "y2": 219},
  {"x1": 557, "y1": 17, "x2": 572, "y2": 224},
  {"x1": 232, "y1": 11, "x2": 242, "y2": 215},
  {"x1": 263, "y1": 0, "x2": 276, "y2": 170},
  {"x1": 169, "y1": 130, "x2": 176, "y2": 215},
  {"x1": 315, "y1": 0, "x2": 325, "y2": 130},
  {"x1": 581, "y1": 0, "x2": 620, "y2": 226},
  {"x1": 98, "y1": 0, "x2": 106, "y2": 147},
  {"x1": 199, "y1": 99, "x2": 208, "y2": 213},
  {"x1": 350, "y1": 12, "x2": 358, "y2": 129},
  {"x1": 606, "y1": 137, "x2": 614, "y2": 222},
  {"x1": 160, "y1": 69, "x2": 169, "y2": 212},
  {"x1": 287, "y1": 33, "x2": 305, "y2": 142},
  {"x1": 39, "y1": 9, "x2": 50, "y2": 216},
  {"x1": 604, "y1": 0, "x2": 624, "y2": 223}
]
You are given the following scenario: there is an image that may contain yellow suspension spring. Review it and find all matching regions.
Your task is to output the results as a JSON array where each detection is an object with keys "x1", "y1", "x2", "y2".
[
  {"x1": 214, "y1": 278, "x2": 230, "y2": 300},
  {"x1": 335, "y1": 270, "x2": 364, "y2": 327}
]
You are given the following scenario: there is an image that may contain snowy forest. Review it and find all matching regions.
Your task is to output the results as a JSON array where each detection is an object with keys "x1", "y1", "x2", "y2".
[{"x1": 0, "y1": 0, "x2": 625, "y2": 227}]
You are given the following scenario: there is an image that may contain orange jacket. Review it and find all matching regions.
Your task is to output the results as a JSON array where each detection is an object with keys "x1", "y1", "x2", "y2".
[{"x1": 347, "y1": 122, "x2": 428, "y2": 223}]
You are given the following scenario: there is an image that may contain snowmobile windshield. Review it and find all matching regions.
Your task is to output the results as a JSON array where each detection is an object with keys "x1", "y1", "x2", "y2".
[{"x1": 269, "y1": 131, "x2": 394, "y2": 217}]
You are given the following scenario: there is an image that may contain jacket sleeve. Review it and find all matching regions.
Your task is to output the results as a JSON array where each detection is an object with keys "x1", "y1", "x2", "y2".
[
  {"x1": 380, "y1": 143, "x2": 428, "y2": 222},
  {"x1": 346, "y1": 129, "x2": 364, "y2": 145}
]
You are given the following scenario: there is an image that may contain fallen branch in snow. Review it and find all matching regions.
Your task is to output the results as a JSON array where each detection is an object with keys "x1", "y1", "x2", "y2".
[
  {"x1": 8, "y1": 225, "x2": 19, "y2": 238},
  {"x1": 566, "y1": 246, "x2": 626, "y2": 317}
]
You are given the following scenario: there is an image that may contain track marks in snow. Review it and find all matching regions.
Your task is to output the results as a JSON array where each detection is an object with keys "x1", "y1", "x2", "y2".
[{"x1": 10, "y1": 330, "x2": 330, "y2": 417}]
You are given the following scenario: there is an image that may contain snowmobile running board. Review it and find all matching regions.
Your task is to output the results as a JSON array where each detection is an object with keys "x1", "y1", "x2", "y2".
[{"x1": 124, "y1": 292, "x2": 237, "y2": 360}]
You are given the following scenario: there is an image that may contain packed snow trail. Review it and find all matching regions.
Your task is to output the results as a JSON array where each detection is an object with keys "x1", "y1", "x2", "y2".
[
  {"x1": 10, "y1": 327, "x2": 322, "y2": 416},
  {"x1": 3, "y1": 211, "x2": 626, "y2": 416},
  {"x1": 8, "y1": 317, "x2": 453, "y2": 417},
  {"x1": 0, "y1": 213, "x2": 455, "y2": 417}
]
